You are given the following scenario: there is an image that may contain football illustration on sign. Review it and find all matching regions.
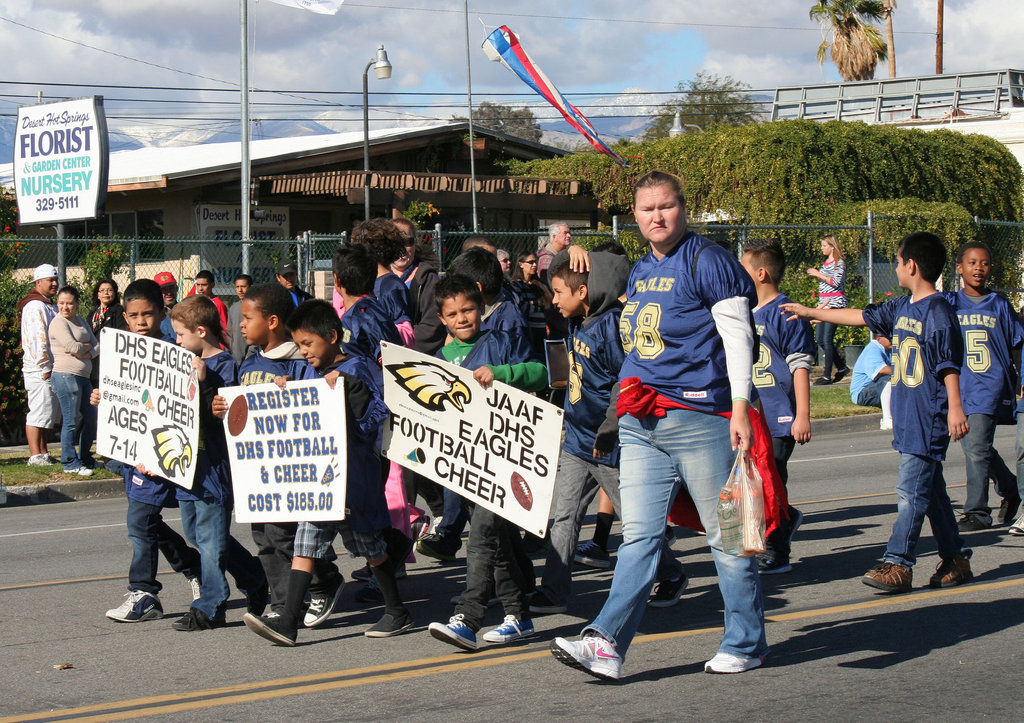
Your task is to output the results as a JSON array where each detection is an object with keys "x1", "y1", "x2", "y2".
[
  {"x1": 511, "y1": 471, "x2": 533, "y2": 511},
  {"x1": 227, "y1": 395, "x2": 248, "y2": 436}
]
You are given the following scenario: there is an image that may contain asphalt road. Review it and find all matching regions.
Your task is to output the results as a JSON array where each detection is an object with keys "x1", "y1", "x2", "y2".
[{"x1": 2, "y1": 422, "x2": 1023, "y2": 722}]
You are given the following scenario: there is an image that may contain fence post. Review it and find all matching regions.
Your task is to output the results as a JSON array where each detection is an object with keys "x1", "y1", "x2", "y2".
[
  {"x1": 612, "y1": 215, "x2": 619, "y2": 242},
  {"x1": 129, "y1": 238, "x2": 138, "y2": 282},
  {"x1": 433, "y1": 222, "x2": 443, "y2": 268},
  {"x1": 56, "y1": 224, "x2": 66, "y2": 286},
  {"x1": 867, "y1": 211, "x2": 874, "y2": 302}
]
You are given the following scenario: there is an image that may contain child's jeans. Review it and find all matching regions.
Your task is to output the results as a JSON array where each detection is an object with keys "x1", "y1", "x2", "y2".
[
  {"x1": 960, "y1": 413, "x2": 1017, "y2": 521},
  {"x1": 126, "y1": 498, "x2": 201, "y2": 594}
]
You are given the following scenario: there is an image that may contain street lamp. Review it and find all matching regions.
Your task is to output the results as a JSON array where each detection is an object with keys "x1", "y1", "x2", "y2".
[{"x1": 363, "y1": 44, "x2": 392, "y2": 221}]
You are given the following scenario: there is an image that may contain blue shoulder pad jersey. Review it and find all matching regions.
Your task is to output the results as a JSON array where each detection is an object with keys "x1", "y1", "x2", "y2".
[
  {"x1": 323, "y1": 354, "x2": 391, "y2": 533},
  {"x1": 945, "y1": 290, "x2": 1023, "y2": 421},
  {"x1": 177, "y1": 350, "x2": 238, "y2": 504},
  {"x1": 239, "y1": 348, "x2": 317, "y2": 387},
  {"x1": 753, "y1": 293, "x2": 816, "y2": 438},
  {"x1": 618, "y1": 232, "x2": 756, "y2": 413},
  {"x1": 564, "y1": 309, "x2": 625, "y2": 464},
  {"x1": 863, "y1": 294, "x2": 963, "y2": 460},
  {"x1": 374, "y1": 272, "x2": 412, "y2": 326},
  {"x1": 458, "y1": 328, "x2": 535, "y2": 369},
  {"x1": 341, "y1": 296, "x2": 401, "y2": 365}
]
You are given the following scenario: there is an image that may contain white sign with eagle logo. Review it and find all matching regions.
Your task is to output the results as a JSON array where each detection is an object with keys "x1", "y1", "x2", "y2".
[
  {"x1": 97, "y1": 328, "x2": 200, "y2": 489},
  {"x1": 381, "y1": 342, "x2": 562, "y2": 537}
]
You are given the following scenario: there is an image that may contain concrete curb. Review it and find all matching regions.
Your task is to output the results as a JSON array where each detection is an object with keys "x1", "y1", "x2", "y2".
[{"x1": 2, "y1": 412, "x2": 886, "y2": 508}]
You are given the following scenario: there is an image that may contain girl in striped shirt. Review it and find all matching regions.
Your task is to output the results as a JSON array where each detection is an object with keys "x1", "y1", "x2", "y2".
[{"x1": 806, "y1": 234, "x2": 849, "y2": 384}]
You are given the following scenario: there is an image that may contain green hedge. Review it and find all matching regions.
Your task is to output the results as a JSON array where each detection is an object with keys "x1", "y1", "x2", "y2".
[{"x1": 512, "y1": 120, "x2": 1024, "y2": 223}]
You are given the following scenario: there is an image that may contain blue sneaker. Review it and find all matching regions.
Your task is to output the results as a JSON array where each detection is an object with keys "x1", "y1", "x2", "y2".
[
  {"x1": 482, "y1": 615, "x2": 535, "y2": 643},
  {"x1": 105, "y1": 590, "x2": 163, "y2": 622},
  {"x1": 428, "y1": 613, "x2": 477, "y2": 651}
]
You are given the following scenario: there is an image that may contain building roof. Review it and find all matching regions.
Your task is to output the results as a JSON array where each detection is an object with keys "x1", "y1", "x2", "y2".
[{"x1": 1, "y1": 121, "x2": 566, "y2": 189}]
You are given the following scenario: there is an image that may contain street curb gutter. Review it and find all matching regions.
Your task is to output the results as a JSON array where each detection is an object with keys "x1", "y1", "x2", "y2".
[{"x1": 2, "y1": 413, "x2": 885, "y2": 508}]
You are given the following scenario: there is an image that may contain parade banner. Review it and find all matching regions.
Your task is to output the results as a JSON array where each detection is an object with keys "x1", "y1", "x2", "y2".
[
  {"x1": 221, "y1": 379, "x2": 348, "y2": 523},
  {"x1": 380, "y1": 342, "x2": 562, "y2": 537},
  {"x1": 14, "y1": 96, "x2": 109, "y2": 225},
  {"x1": 97, "y1": 329, "x2": 200, "y2": 489}
]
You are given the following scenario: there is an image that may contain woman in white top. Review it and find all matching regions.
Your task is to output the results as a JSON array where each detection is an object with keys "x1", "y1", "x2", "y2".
[
  {"x1": 48, "y1": 286, "x2": 99, "y2": 475},
  {"x1": 806, "y1": 235, "x2": 849, "y2": 385}
]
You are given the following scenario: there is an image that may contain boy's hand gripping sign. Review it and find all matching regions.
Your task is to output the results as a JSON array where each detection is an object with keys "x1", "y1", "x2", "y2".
[
  {"x1": 220, "y1": 379, "x2": 348, "y2": 523},
  {"x1": 97, "y1": 328, "x2": 200, "y2": 489},
  {"x1": 380, "y1": 342, "x2": 562, "y2": 537}
]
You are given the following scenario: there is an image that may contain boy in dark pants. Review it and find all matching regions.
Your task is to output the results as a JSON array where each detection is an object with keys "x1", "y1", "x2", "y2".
[
  {"x1": 242, "y1": 300, "x2": 413, "y2": 643},
  {"x1": 740, "y1": 238, "x2": 815, "y2": 574},
  {"x1": 97, "y1": 280, "x2": 202, "y2": 622},
  {"x1": 427, "y1": 275, "x2": 547, "y2": 650},
  {"x1": 782, "y1": 232, "x2": 973, "y2": 592}
]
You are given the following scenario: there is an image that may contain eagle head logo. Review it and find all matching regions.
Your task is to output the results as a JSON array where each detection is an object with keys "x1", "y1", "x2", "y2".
[
  {"x1": 152, "y1": 425, "x2": 194, "y2": 478},
  {"x1": 385, "y1": 361, "x2": 472, "y2": 412}
]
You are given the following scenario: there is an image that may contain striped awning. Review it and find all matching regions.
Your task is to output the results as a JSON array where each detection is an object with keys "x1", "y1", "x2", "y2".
[{"x1": 258, "y1": 170, "x2": 581, "y2": 197}]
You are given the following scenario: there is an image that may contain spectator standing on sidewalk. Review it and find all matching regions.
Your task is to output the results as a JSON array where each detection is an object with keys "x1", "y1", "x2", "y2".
[{"x1": 18, "y1": 263, "x2": 60, "y2": 466}]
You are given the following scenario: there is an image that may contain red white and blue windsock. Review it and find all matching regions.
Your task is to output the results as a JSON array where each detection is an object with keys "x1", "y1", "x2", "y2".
[{"x1": 482, "y1": 25, "x2": 627, "y2": 167}]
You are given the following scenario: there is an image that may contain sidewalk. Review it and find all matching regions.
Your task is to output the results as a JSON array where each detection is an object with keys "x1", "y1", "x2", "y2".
[{"x1": 0, "y1": 411, "x2": 884, "y2": 507}]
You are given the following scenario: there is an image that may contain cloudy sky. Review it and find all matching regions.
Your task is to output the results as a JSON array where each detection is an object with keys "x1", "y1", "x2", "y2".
[{"x1": 0, "y1": 0, "x2": 1022, "y2": 145}]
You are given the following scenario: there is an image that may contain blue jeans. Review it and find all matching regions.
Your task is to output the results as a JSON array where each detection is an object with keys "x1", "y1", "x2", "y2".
[
  {"x1": 585, "y1": 409, "x2": 766, "y2": 660},
  {"x1": 126, "y1": 499, "x2": 202, "y2": 594},
  {"x1": 51, "y1": 372, "x2": 97, "y2": 471},
  {"x1": 180, "y1": 498, "x2": 264, "y2": 622},
  {"x1": 960, "y1": 413, "x2": 1016, "y2": 520},
  {"x1": 883, "y1": 453, "x2": 970, "y2": 568}
]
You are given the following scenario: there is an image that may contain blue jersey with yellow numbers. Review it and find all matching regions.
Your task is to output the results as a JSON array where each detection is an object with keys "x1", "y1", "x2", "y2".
[
  {"x1": 752, "y1": 293, "x2": 815, "y2": 438},
  {"x1": 863, "y1": 293, "x2": 963, "y2": 460},
  {"x1": 944, "y1": 290, "x2": 1023, "y2": 421},
  {"x1": 239, "y1": 347, "x2": 317, "y2": 387},
  {"x1": 618, "y1": 232, "x2": 756, "y2": 413},
  {"x1": 563, "y1": 308, "x2": 625, "y2": 465}
]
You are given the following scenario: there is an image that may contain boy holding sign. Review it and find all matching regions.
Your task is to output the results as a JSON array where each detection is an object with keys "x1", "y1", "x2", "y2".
[
  {"x1": 97, "y1": 280, "x2": 202, "y2": 623},
  {"x1": 241, "y1": 300, "x2": 414, "y2": 644},
  {"x1": 167, "y1": 295, "x2": 268, "y2": 631},
  {"x1": 427, "y1": 274, "x2": 547, "y2": 651},
  {"x1": 213, "y1": 284, "x2": 344, "y2": 623}
]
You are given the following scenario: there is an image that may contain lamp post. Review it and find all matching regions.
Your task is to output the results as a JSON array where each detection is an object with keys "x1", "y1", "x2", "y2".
[{"x1": 363, "y1": 44, "x2": 392, "y2": 221}]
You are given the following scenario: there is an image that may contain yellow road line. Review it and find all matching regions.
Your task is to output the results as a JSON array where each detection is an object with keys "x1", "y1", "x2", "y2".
[{"x1": 4, "y1": 576, "x2": 1021, "y2": 723}]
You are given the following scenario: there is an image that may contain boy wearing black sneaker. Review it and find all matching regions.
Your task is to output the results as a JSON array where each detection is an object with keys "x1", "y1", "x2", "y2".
[
  {"x1": 529, "y1": 251, "x2": 686, "y2": 616},
  {"x1": 241, "y1": 299, "x2": 414, "y2": 643},
  {"x1": 782, "y1": 232, "x2": 973, "y2": 593},
  {"x1": 740, "y1": 239, "x2": 815, "y2": 575}
]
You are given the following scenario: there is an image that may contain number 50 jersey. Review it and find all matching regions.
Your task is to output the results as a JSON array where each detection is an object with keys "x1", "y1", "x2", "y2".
[{"x1": 863, "y1": 294, "x2": 963, "y2": 460}]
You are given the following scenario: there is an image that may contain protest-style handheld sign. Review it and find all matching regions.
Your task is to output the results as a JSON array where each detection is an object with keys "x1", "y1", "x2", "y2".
[
  {"x1": 97, "y1": 329, "x2": 200, "y2": 489},
  {"x1": 221, "y1": 379, "x2": 348, "y2": 523},
  {"x1": 14, "y1": 96, "x2": 109, "y2": 225},
  {"x1": 381, "y1": 342, "x2": 562, "y2": 537}
]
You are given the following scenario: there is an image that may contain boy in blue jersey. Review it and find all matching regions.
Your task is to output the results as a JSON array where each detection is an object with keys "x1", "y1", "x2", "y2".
[
  {"x1": 351, "y1": 218, "x2": 415, "y2": 346},
  {"x1": 947, "y1": 242, "x2": 1023, "y2": 531},
  {"x1": 332, "y1": 244, "x2": 402, "y2": 367},
  {"x1": 167, "y1": 295, "x2": 267, "y2": 631},
  {"x1": 782, "y1": 231, "x2": 972, "y2": 593},
  {"x1": 528, "y1": 251, "x2": 687, "y2": 615},
  {"x1": 242, "y1": 300, "x2": 415, "y2": 644},
  {"x1": 97, "y1": 280, "x2": 203, "y2": 623},
  {"x1": 427, "y1": 274, "x2": 547, "y2": 651},
  {"x1": 740, "y1": 239, "x2": 815, "y2": 575},
  {"x1": 449, "y1": 247, "x2": 530, "y2": 339},
  {"x1": 212, "y1": 283, "x2": 344, "y2": 620}
]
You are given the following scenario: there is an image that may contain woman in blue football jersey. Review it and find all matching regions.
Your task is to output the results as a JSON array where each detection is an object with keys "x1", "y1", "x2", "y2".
[{"x1": 551, "y1": 171, "x2": 767, "y2": 679}]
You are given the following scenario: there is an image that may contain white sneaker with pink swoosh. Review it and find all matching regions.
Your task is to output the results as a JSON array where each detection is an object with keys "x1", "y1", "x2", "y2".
[{"x1": 550, "y1": 634, "x2": 622, "y2": 680}]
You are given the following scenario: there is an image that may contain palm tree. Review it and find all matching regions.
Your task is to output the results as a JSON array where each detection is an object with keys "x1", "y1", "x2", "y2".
[
  {"x1": 810, "y1": 0, "x2": 888, "y2": 82},
  {"x1": 882, "y1": 0, "x2": 896, "y2": 77}
]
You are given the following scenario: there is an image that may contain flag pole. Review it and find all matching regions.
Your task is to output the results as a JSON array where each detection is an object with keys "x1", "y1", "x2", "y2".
[
  {"x1": 464, "y1": 0, "x2": 478, "y2": 231},
  {"x1": 240, "y1": 0, "x2": 252, "y2": 271}
]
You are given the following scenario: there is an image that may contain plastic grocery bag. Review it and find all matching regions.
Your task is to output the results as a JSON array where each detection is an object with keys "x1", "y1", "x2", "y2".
[{"x1": 718, "y1": 450, "x2": 766, "y2": 557}]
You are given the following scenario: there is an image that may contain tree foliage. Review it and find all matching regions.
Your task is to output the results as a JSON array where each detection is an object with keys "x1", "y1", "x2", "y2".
[
  {"x1": 508, "y1": 120, "x2": 1024, "y2": 224},
  {"x1": 644, "y1": 72, "x2": 762, "y2": 141},
  {"x1": 810, "y1": 0, "x2": 888, "y2": 81},
  {"x1": 454, "y1": 102, "x2": 542, "y2": 142}
]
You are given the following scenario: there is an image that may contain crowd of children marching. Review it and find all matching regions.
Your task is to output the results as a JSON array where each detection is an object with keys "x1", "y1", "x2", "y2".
[{"x1": 82, "y1": 172, "x2": 1024, "y2": 681}]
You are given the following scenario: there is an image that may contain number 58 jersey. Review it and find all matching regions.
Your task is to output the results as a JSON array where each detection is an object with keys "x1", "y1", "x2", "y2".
[
  {"x1": 945, "y1": 290, "x2": 1024, "y2": 422},
  {"x1": 618, "y1": 233, "x2": 756, "y2": 413},
  {"x1": 863, "y1": 294, "x2": 963, "y2": 460}
]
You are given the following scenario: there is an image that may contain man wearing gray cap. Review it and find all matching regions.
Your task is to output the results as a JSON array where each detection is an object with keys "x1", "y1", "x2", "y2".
[{"x1": 17, "y1": 263, "x2": 60, "y2": 465}]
